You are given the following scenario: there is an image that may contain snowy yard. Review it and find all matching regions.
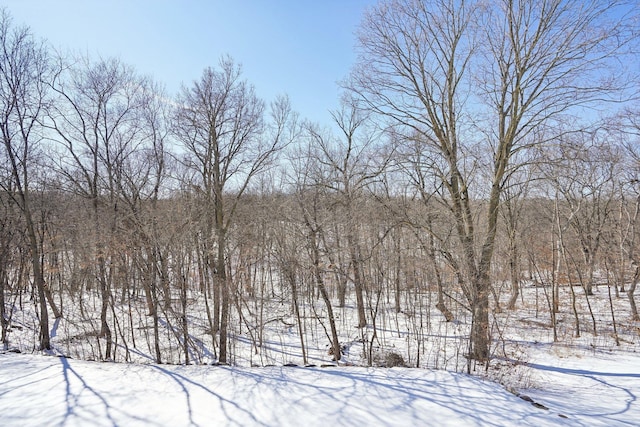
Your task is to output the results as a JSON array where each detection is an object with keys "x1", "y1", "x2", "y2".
[
  {"x1": 2, "y1": 282, "x2": 640, "y2": 426},
  {"x1": 1, "y1": 348, "x2": 638, "y2": 426}
]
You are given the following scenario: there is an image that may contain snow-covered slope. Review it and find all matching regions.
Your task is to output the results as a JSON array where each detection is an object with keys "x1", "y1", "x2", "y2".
[{"x1": 2, "y1": 351, "x2": 637, "y2": 426}]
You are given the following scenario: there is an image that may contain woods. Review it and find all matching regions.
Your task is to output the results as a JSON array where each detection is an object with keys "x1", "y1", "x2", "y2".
[{"x1": 1, "y1": 0, "x2": 639, "y2": 373}]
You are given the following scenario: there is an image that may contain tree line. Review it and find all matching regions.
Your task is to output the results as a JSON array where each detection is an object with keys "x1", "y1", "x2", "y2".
[{"x1": 1, "y1": 0, "x2": 639, "y2": 366}]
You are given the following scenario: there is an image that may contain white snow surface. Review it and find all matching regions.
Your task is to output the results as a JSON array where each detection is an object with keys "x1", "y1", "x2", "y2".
[{"x1": 1, "y1": 350, "x2": 638, "y2": 426}]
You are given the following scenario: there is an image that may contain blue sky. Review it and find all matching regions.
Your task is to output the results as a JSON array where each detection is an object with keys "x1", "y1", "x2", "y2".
[{"x1": 3, "y1": 0, "x2": 376, "y2": 125}]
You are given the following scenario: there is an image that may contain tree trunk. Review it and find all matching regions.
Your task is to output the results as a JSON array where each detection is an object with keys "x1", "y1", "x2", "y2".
[
  {"x1": 288, "y1": 267, "x2": 307, "y2": 365},
  {"x1": 427, "y1": 232, "x2": 453, "y2": 322},
  {"x1": 98, "y1": 268, "x2": 112, "y2": 360},
  {"x1": 142, "y1": 262, "x2": 156, "y2": 317},
  {"x1": 212, "y1": 264, "x2": 221, "y2": 339},
  {"x1": 2, "y1": 144, "x2": 50, "y2": 351},
  {"x1": 628, "y1": 265, "x2": 640, "y2": 321},
  {"x1": 25, "y1": 212, "x2": 50, "y2": 351},
  {"x1": 308, "y1": 224, "x2": 340, "y2": 361},
  {"x1": 394, "y1": 234, "x2": 402, "y2": 314},
  {"x1": 348, "y1": 234, "x2": 367, "y2": 328},
  {"x1": 469, "y1": 274, "x2": 490, "y2": 361},
  {"x1": 337, "y1": 270, "x2": 347, "y2": 308},
  {"x1": 181, "y1": 268, "x2": 190, "y2": 365},
  {"x1": 0, "y1": 264, "x2": 6, "y2": 348},
  {"x1": 315, "y1": 258, "x2": 341, "y2": 362},
  {"x1": 217, "y1": 230, "x2": 229, "y2": 364},
  {"x1": 43, "y1": 281, "x2": 61, "y2": 319},
  {"x1": 150, "y1": 273, "x2": 161, "y2": 364},
  {"x1": 435, "y1": 280, "x2": 454, "y2": 322},
  {"x1": 198, "y1": 246, "x2": 217, "y2": 357},
  {"x1": 507, "y1": 239, "x2": 519, "y2": 310}
]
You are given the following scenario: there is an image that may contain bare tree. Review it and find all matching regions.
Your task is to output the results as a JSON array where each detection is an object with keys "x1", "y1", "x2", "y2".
[
  {"x1": 47, "y1": 55, "x2": 149, "y2": 360},
  {"x1": 114, "y1": 79, "x2": 172, "y2": 363},
  {"x1": 0, "y1": 10, "x2": 54, "y2": 350},
  {"x1": 615, "y1": 109, "x2": 640, "y2": 320},
  {"x1": 306, "y1": 98, "x2": 388, "y2": 328},
  {"x1": 548, "y1": 133, "x2": 619, "y2": 297},
  {"x1": 348, "y1": 0, "x2": 636, "y2": 361},
  {"x1": 287, "y1": 143, "x2": 343, "y2": 362},
  {"x1": 497, "y1": 144, "x2": 541, "y2": 311},
  {"x1": 173, "y1": 56, "x2": 294, "y2": 363}
]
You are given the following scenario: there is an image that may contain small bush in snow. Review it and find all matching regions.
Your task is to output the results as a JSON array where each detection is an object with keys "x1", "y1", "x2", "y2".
[{"x1": 384, "y1": 352, "x2": 407, "y2": 368}]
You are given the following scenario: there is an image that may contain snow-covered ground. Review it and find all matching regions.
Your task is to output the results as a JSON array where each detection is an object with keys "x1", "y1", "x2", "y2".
[
  {"x1": 525, "y1": 350, "x2": 640, "y2": 426},
  {"x1": 2, "y1": 284, "x2": 639, "y2": 426},
  {"x1": 3, "y1": 350, "x2": 637, "y2": 426}
]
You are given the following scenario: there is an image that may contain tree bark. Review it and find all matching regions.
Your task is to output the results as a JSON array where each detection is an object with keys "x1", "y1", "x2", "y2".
[
  {"x1": 628, "y1": 264, "x2": 640, "y2": 321},
  {"x1": 470, "y1": 275, "x2": 490, "y2": 361},
  {"x1": 348, "y1": 235, "x2": 367, "y2": 328},
  {"x1": 311, "y1": 233, "x2": 341, "y2": 362},
  {"x1": 507, "y1": 238, "x2": 520, "y2": 310},
  {"x1": 217, "y1": 228, "x2": 230, "y2": 364}
]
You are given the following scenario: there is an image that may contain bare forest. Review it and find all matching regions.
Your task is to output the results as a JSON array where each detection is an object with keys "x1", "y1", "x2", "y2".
[{"x1": 1, "y1": 0, "x2": 640, "y2": 383}]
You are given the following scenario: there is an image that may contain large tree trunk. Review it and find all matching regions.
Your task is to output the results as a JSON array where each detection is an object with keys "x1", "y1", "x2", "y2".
[
  {"x1": 469, "y1": 274, "x2": 490, "y2": 361},
  {"x1": 467, "y1": 170, "x2": 504, "y2": 362}
]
